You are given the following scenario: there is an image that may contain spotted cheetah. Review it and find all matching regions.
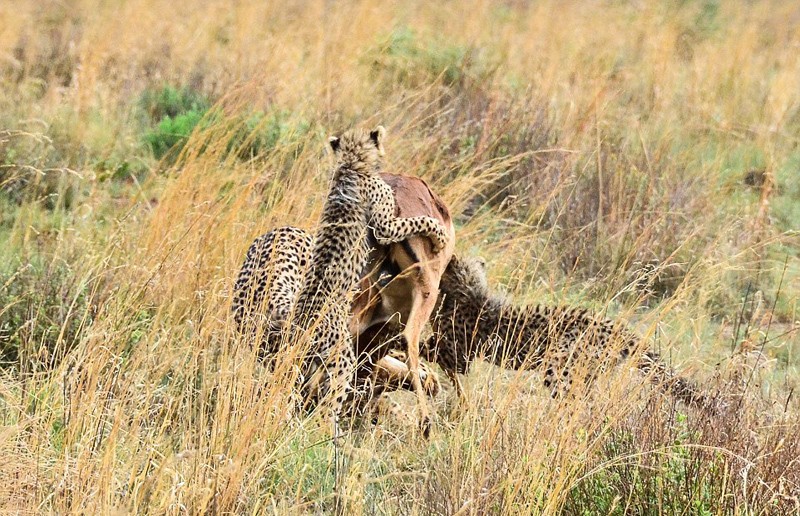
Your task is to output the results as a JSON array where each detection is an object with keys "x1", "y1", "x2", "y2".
[
  {"x1": 232, "y1": 226, "x2": 312, "y2": 357},
  {"x1": 231, "y1": 226, "x2": 441, "y2": 419},
  {"x1": 423, "y1": 255, "x2": 711, "y2": 408},
  {"x1": 242, "y1": 126, "x2": 448, "y2": 434},
  {"x1": 348, "y1": 348, "x2": 441, "y2": 426}
]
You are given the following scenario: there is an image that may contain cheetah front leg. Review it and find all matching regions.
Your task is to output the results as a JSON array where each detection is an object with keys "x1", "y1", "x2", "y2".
[
  {"x1": 299, "y1": 308, "x2": 356, "y2": 443},
  {"x1": 373, "y1": 215, "x2": 448, "y2": 252},
  {"x1": 367, "y1": 179, "x2": 449, "y2": 252},
  {"x1": 319, "y1": 315, "x2": 356, "y2": 509},
  {"x1": 421, "y1": 332, "x2": 470, "y2": 419},
  {"x1": 325, "y1": 312, "x2": 357, "y2": 439}
]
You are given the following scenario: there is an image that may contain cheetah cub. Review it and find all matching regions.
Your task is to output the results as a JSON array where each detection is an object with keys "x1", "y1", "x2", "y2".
[
  {"x1": 423, "y1": 255, "x2": 711, "y2": 409},
  {"x1": 284, "y1": 126, "x2": 448, "y2": 435},
  {"x1": 232, "y1": 226, "x2": 313, "y2": 354},
  {"x1": 231, "y1": 225, "x2": 441, "y2": 422}
]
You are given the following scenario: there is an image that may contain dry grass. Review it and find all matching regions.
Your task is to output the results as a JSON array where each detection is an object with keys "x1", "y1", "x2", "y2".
[{"x1": 1, "y1": 0, "x2": 799, "y2": 513}]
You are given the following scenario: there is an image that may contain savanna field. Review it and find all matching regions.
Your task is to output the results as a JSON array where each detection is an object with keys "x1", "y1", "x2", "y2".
[{"x1": 1, "y1": 0, "x2": 799, "y2": 513}]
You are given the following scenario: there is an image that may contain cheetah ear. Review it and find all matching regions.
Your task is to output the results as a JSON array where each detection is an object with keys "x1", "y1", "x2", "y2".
[
  {"x1": 370, "y1": 125, "x2": 386, "y2": 155},
  {"x1": 328, "y1": 136, "x2": 341, "y2": 153},
  {"x1": 445, "y1": 255, "x2": 459, "y2": 271}
]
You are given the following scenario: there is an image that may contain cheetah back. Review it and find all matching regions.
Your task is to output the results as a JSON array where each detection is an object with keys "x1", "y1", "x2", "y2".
[{"x1": 231, "y1": 226, "x2": 313, "y2": 354}]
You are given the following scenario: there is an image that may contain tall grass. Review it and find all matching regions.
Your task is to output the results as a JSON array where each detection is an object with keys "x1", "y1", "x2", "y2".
[{"x1": 1, "y1": 0, "x2": 798, "y2": 513}]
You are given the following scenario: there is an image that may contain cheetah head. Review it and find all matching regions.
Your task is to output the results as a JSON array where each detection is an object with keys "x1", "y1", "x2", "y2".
[
  {"x1": 328, "y1": 125, "x2": 386, "y2": 172},
  {"x1": 440, "y1": 255, "x2": 490, "y2": 300}
]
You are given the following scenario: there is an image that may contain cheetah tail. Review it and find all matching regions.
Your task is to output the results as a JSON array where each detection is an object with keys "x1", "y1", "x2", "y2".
[{"x1": 637, "y1": 350, "x2": 716, "y2": 412}]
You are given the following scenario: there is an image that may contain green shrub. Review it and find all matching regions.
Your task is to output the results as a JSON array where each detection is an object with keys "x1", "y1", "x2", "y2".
[
  {"x1": 564, "y1": 428, "x2": 721, "y2": 514},
  {"x1": 139, "y1": 85, "x2": 210, "y2": 123},
  {"x1": 227, "y1": 109, "x2": 312, "y2": 161},
  {"x1": 139, "y1": 85, "x2": 211, "y2": 160},
  {"x1": 143, "y1": 109, "x2": 206, "y2": 159},
  {"x1": 141, "y1": 89, "x2": 312, "y2": 162}
]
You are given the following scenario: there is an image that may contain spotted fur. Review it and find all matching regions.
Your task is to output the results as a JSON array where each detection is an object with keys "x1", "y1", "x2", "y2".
[
  {"x1": 233, "y1": 126, "x2": 448, "y2": 431},
  {"x1": 423, "y1": 255, "x2": 710, "y2": 408},
  {"x1": 347, "y1": 349, "x2": 442, "y2": 425},
  {"x1": 231, "y1": 226, "x2": 441, "y2": 418},
  {"x1": 232, "y1": 226, "x2": 312, "y2": 357}
]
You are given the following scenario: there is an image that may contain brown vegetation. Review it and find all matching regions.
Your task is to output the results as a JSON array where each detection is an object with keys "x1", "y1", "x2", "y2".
[{"x1": 0, "y1": 0, "x2": 798, "y2": 513}]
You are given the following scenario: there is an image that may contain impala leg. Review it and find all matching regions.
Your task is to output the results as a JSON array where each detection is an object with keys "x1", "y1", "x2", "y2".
[{"x1": 400, "y1": 275, "x2": 439, "y2": 438}]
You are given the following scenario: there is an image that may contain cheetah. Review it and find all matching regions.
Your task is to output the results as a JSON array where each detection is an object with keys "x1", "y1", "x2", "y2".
[
  {"x1": 232, "y1": 226, "x2": 312, "y2": 357},
  {"x1": 349, "y1": 348, "x2": 441, "y2": 426},
  {"x1": 422, "y1": 255, "x2": 711, "y2": 409},
  {"x1": 241, "y1": 126, "x2": 448, "y2": 435},
  {"x1": 231, "y1": 225, "x2": 441, "y2": 420}
]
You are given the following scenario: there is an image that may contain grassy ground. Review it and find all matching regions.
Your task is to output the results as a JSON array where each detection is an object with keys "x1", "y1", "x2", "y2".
[{"x1": 1, "y1": 0, "x2": 798, "y2": 513}]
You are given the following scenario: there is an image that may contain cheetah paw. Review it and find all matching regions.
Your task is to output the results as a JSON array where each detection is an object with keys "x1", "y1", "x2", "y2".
[{"x1": 430, "y1": 233, "x2": 447, "y2": 252}]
